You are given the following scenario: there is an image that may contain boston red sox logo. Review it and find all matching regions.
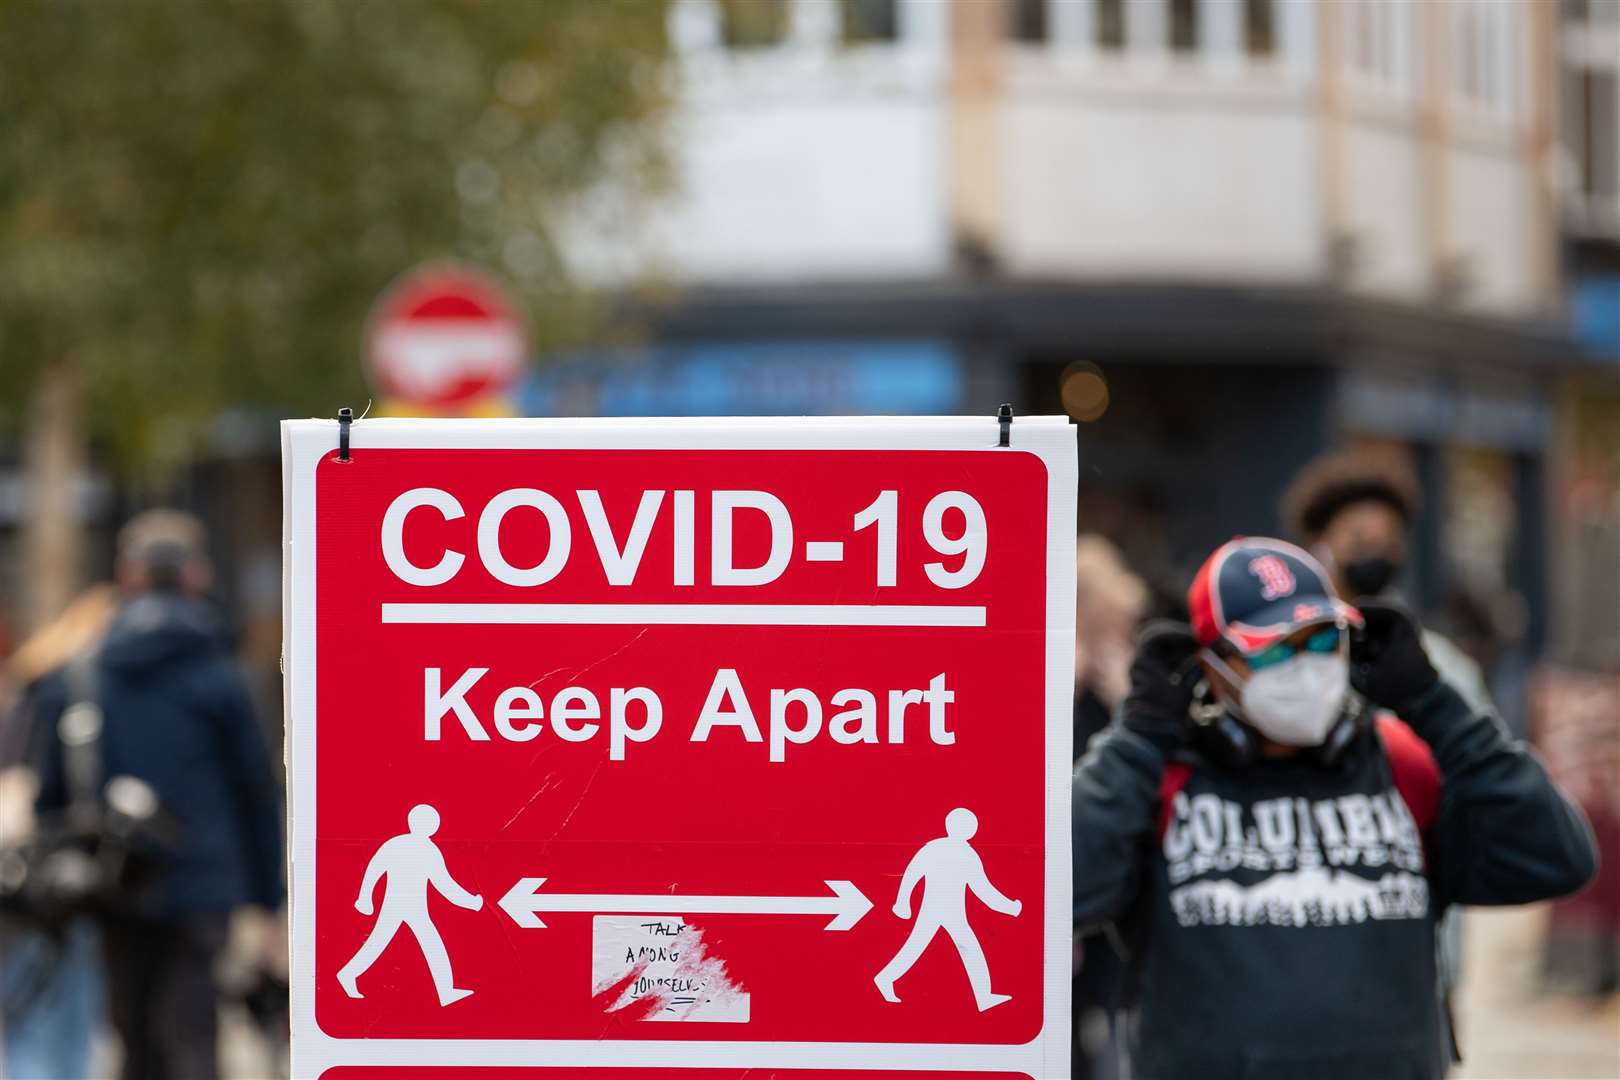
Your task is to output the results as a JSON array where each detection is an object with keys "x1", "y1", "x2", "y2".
[{"x1": 1248, "y1": 555, "x2": 1296, "y2": 600}]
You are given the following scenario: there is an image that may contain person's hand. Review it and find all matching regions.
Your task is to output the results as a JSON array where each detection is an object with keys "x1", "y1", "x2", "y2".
[
  {"x1": 1119, "y1": 621, "x2": 1201, "y2": 755},
  {"x1": 892, "y1": 900, "x2": 911, "y2": 920},
  {"x1": 355, "y1": 895, "x2": 373, "y2": 916},
  {"x1": 1350, "y1": 600, "x2": 1439, "y2": 713},
  {"x1": 263, "y1": 908, "x2": 289, "y2": 980}
]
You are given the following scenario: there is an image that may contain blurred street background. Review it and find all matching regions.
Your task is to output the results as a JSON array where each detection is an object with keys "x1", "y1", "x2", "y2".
[{"x1": 1, "y1": 0, "x2": 1617, "y2": 1077}]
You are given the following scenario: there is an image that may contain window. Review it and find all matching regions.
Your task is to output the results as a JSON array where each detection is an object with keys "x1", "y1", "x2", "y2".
[
  {"x1": 840, "y1": 0, "x2": 898, "y2": 44},
  {"x1": 1245, "y1": 0, "x2": 1275, "y2": 56},
  {"x1": 1453, "y1": 0, "x2": 1512, "y2": 115},
  {"x1": 1009, "y1": 0, "x2": 1047, "y2": 43},
  {"x1": 1097, "y1": 0, "x2": 1125, "y2": 49},
  {"x1": 1565, "y1": 0, "x2": 1620, "y2": 222},
  {"x1": 1169, "y1": 0, "x2": 1198, "y2": 52},
  {"x1": 1345, "y1": 0, "x2": 1407, "y2": 90},
  {"x1": 1579, "y1": 71, "x2": 1619, "y2": 203},
  {"x1": 1570, "y1": 0, "x2": 1620, "y2": 24},
  {"x1": 717, "y1": 0, "x2": 789, "y2": 49},
  {"x1": 1455, "y1": 2, "x2": 1486, "y2": 102},
  {"x1": 1353, "y1": 3, "x2": 1383, "y2": 79},
  {"x1": 1565, "y1": 0, "x2": 1620, "y2": 25}
]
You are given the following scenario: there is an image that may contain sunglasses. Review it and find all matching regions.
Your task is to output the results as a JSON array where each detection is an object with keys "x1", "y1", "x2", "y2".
[{"x1": 1243, "y1": 627, "x2": 1343, "y2": 671}]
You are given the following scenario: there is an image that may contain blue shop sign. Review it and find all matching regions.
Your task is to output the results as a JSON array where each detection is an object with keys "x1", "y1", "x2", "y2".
[
  {"x1": 519, "y1": 340, "x2": 964, "y2": 416},
  {"x1": 1573, "y1": 277, "x2": 1620, "y2": 360}
]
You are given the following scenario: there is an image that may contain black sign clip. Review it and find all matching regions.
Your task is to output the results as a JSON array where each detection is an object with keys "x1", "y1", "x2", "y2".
[
  {"x1": 997, "y1": 403, "x2": 1013, "y2": 448},
  {"x1": 337, "y1": 407, "x2": 354, "y2": 462}
]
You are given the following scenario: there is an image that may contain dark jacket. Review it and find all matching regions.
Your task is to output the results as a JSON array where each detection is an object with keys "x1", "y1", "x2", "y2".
[
  {"x1": 31, "y1": 592, "x2": 284, "y2": 919},
  {"x1": 1072, "y1": 681, "x2": 1598, "y2": 1080}
]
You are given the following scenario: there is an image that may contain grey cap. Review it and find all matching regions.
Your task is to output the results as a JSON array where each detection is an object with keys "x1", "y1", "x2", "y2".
[{"x1": 117, "y1": 510, "x2": 208, "y2": 579}]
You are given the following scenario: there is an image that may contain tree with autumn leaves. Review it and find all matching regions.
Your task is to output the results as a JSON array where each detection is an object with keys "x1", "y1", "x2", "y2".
[{"x1": 0, "y1": 0, "x2": 671, "y2": 630}]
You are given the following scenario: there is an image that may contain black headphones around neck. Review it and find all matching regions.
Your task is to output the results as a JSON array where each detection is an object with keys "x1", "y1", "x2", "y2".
[{"x1": 1183, "y1": 676, "x2": 1371, "y2": 769}]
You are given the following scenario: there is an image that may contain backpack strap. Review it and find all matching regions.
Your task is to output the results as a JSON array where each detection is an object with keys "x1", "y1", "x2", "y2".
[
  {"x1": 1375, "y1": 712, "x2": 1442, "y2": 832},
  {"x1": 1156, "y1": 761, "x2": 1193, "y2": 841},
  {"x1": 1375, "y1": 712, "x2": 1460, "y2": 1065},
  {"x1": 59, "y1": 651, "x2": 107, "y2": 828}
]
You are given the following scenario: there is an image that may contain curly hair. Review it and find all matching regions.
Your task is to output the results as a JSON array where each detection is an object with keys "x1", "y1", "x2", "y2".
[{"x1": 1281, "y1": 447, "x2": 1421, "y2": 541}]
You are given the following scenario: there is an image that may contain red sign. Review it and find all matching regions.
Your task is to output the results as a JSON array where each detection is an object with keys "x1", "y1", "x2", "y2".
[
  {"x1": 364, "y1": 263, "x2": 527, "y2": 410},
  {"x1": 283, "y1": 418, "x2": 1075, "y2": 1076}
]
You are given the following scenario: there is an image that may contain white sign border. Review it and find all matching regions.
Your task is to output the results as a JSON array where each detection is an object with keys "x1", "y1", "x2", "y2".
[{"x1": 283, "y1": 415, "x2": 1076, "y2": 1078}]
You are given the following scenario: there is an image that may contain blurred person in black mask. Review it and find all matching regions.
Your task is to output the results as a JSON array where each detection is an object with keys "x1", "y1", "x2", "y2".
[
  {"x1": 1281, "y1": 448, "x2": 1498, "y2": 1044},
  {"x1": 1282, "y1": 448, "x2": 1492, "y2": 713},
  {"x1": 1071, "y1": 537, "x2": 1596, "y2": 1080},
  {"x1": 29, "y1": 510, "x2": 284, "y2": 1080}
]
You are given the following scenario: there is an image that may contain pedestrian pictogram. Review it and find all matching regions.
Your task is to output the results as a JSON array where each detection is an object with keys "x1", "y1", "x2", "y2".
[
  {"x1": 283, "y1": 416, "x2": 1076, "y2": 1077},
  {"x1": 875, "y1": 808, "x2": 1022, "y2": 1012},
  {"x1": 337, "y1": 804, "x2": 483, "y2": 1006}
]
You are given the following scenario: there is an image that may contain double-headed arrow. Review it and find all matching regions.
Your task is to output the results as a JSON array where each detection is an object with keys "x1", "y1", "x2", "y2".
[{"x1": 497, "y1": 877, "x2": 873, "y2": 932}]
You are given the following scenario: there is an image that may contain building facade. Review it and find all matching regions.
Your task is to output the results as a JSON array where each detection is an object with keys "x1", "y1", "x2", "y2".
[{"x1": 543, "y1": 0, "x2": 1602, "y2": 676}]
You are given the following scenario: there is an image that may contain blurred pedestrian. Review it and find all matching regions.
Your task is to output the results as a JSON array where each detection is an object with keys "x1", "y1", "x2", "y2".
[
  {"x1": 1281, "y1": 447, "x2": 1493, "y2": 712},
  {"x1": 0, "y1": 585, "x2": 117, "y2": 1080},
  {"x1": 28, "y1": 511, "x2": 284, "y2": 1080},
  {"x1": 1070, "y1": 535, "x2": 1145, "y2": 1080},
  {"x1": 1072, "y1": 536, "x2": 1597, "y2": 1080},
  {"x1": 1282, "y1": 447, "x2": 1497, "y2": 1040},
  {"x1": 1074, "y1": 535, "x2": 1148, "y2": 760}
]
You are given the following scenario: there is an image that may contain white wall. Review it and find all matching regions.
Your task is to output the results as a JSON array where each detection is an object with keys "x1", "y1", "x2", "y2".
[
  {"x1": 1339, "y1": 121, "x2": 1429, "y2": 301},
  {"x1": 561, "y1": 0, "x2": 1548, "y2": 317},
  {"x1": 562, "y1": 0, "x2": 953, "y2": 287},
  {"x1": 1337, "y1": 118, "x2": 1539, "y2": 315},
  {"x1": 1445, "y1": 141, "x2": 1535, "y2": 313},
  {"x1": 650, "y1": 82, "x2": 950, "y2": 283},
  {"x1": 997, "y1": 77, "x2": 1322, "y2": 280}
]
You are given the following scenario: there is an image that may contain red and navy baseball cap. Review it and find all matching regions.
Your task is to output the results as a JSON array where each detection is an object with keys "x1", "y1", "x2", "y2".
[{"x1": 1187, "y1": 537, "x2": 1361, "y2": 654}]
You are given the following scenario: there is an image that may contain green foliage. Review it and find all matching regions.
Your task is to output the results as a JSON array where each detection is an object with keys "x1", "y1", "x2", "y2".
[{"x1": 0, "y1": 0, "x2": 670, "y2": 466}]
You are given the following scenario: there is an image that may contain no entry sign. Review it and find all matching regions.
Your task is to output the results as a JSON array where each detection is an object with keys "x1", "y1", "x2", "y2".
[
  {"x1": 282, "y1": 417, "x2": 1076, "y2": 1077},
  {"x1": 364, "y1": 264, "x2": 527, "y2": 412}
]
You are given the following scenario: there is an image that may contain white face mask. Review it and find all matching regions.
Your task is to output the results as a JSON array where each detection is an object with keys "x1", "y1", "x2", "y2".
[{"x1": 1239, "y1": 653, "x2": 1350, "y2": 747}]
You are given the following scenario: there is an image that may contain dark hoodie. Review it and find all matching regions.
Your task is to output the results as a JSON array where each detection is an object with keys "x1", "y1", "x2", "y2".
[
  {"x1": 31, "y1": 592, "x2": 284, "y2": 918},
  {"x1": 1072, "y1": 681, "x2": 1597, "y2": 1080}
]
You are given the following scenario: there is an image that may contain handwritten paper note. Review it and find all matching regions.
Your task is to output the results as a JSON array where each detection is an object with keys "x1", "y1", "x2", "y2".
[{"x1": 590, "y1": 916, "x2": 750, "y2": 1022}]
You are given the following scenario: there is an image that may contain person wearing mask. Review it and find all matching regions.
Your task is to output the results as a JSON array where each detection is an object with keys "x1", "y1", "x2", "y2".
[
  {"x1": 1282, "y1": 447, "x2": 1496, "y2": 1029},
  {"x1": 28, "y1": 511, "x2": 284, "y2": 1080},
  {"x1": 1281, "y1": 447, "x2": 1492, "y2": 713},
  {"x1": 1072, "y1": 536, "x2": 1596, "y2": 1080}
]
